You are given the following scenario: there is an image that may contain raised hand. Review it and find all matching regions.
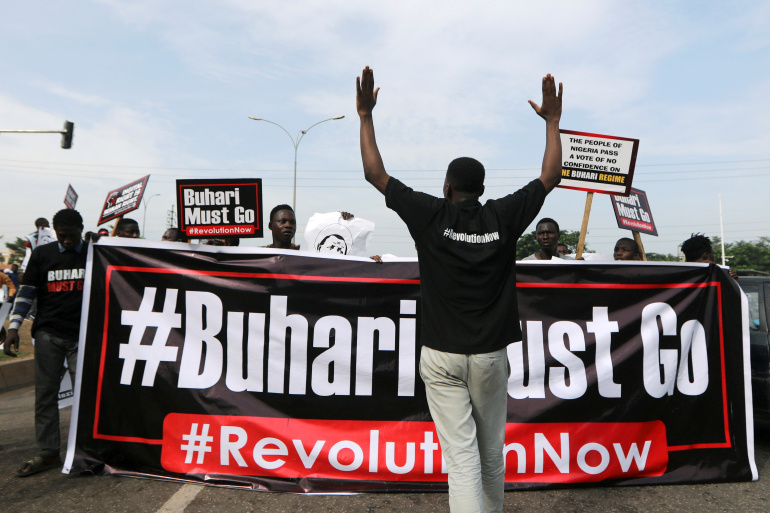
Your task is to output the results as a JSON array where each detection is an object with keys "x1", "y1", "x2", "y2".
[
  {"x1": 528, "y1": 74, "x2": 562, "y2": 123},
  {"x1": 356, "y1": 66, "x2": 380, "y2": 118}
]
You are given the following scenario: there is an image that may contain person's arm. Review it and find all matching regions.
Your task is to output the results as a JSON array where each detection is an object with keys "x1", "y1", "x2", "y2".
[
  {"x1": 528, "y1": 74, "x2": 563, "y2": 193},
  {"x1": 3, "y1": 284, "x2": 35, "y2": 356},
  {"x1": 357, "y1": 66, "x2": 390, "y2": 195}
]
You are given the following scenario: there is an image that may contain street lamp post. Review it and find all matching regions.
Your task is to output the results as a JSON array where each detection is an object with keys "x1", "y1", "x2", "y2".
[
  {"x1": 248, "y1": 115, "x2": 344, "y2": 213},
  {"x1": 0, "y1": 121, "x2": 75, "y2": 148},
  {"x1": 142, "y1": 194, "x2": 161, "y2": 237}
]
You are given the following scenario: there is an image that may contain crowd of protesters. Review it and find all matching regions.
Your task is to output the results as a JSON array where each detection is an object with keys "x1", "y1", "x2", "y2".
[{"x1": 0, "y1": 66, "x2": 740, "y2": 513}]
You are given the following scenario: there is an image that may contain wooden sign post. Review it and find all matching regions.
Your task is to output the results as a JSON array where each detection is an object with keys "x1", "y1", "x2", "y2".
[{"x1": 576, "y1": 192, "x2": 593, "y2": 259}]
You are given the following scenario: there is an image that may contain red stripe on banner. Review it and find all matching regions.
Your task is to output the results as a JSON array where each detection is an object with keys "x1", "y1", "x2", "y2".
[
  {"x1": 92, "y1": 270, "x2": 729, "y2": 454},
  {"x1": 105, "y1": 266, "x2": 421, "y2": 285},
  {"x1": 517, "y1": 282, "x2": 719, "y2": 290},
  {"x1": 93, "y1": 269, "x2": 113, "y2": 440},
  {"x1": 717, "y1": 282, "x2": 730, "y2": 446},
  {"x1": 160, "y1": 415, "x2": 668, "y2": 483},
  {"x1": 94, "y1": 434, "x2": 163, "y2": 445}
]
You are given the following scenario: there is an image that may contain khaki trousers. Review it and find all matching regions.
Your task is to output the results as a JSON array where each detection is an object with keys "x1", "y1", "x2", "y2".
[{"x1": 419, "y1": 345, "x2": 510, "y2": 513}]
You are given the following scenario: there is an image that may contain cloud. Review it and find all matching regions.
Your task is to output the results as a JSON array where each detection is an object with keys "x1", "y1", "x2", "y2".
[{"x1": 44, "y1": 84, "x2": 110, "y2": 107}]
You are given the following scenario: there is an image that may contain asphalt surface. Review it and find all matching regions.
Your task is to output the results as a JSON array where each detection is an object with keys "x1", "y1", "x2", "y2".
[{"x1": 1, "y1": 385, "x2": 769, "y2": 513}]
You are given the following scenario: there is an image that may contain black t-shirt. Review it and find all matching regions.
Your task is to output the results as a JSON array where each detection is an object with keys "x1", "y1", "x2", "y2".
[
  {"x1": 22, "y1": 240, "x2": 88, "y2": 340},
  {"x1": 386, "y1": 177, "x2": 547, "y2": 354}
]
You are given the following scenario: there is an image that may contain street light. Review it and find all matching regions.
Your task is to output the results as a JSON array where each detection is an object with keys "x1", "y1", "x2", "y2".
[
  {"x1": 141, "y1": 194, "x2": 161, "y2": 237},
  {"x1": 248, "y1": 115, "x2": 345, "y2": 213},
  {"x1": 0, "y1": 120, "x2": 75, "y2": 149}
]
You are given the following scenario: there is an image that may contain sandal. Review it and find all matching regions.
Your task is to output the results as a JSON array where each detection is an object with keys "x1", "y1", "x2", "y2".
[{"x1": 15, "y1": 455, "x2": 62, "y2": 477}]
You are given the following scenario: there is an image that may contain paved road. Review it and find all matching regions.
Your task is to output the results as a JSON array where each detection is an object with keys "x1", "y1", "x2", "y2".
[{"x1": 1, "y1": 385, "x2": 769, "y2": 512}]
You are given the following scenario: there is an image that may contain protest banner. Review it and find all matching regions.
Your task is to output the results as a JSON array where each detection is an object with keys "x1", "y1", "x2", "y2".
[
  {"x1": 610, "y1": 187, "x2": 657, "y2": 260},
  {"x1": 611, "y1": 188, "x2": 657, "y2": 236},
  {"x1": 558, "y1": 130, "x2": 640, "y2": 257},
  {"x1": 559, "y1": 130, "x2": 639, "y2": 196},
  {"x1": 64, "y1": 184, "x2": 79, "y2": 209},
  {"x1": 65, "y1": 241, "x2": 755, "y2": 491},
  {"x1": 97, "y1": 176, "x2": 150, "y2": 225},
  {"x1": 176, "y1": 179, "x2": 264, "y2": 239}
]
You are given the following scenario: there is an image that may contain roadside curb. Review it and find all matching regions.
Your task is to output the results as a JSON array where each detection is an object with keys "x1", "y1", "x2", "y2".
[{"x1": 0, "y1": 358, "x2": 34, "y2": 393}]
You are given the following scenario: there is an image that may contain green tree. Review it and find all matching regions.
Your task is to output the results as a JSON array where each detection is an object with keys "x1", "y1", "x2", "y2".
[
  {"x1": 516, "y1": 230, "x2": 586, "y2": 260},
  {"x1": 5, "y1": 237, "x2": 27, "y2": 265},
  {"x1": 715, "y1": 237, "x2": 770, "y2": 275}
]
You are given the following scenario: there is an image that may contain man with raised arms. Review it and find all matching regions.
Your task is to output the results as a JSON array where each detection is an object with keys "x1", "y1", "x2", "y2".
[{"x1": 356, "y1": 66, "x2": 563, "y2": 512}]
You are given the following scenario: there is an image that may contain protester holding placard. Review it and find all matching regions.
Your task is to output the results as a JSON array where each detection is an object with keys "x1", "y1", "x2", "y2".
[{"x1": 357, "y1": 66, "x2": 562, "y2": 512}]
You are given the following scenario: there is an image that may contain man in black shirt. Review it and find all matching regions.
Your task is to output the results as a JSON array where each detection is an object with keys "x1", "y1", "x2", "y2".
[
  {"x1": 357, "y1": 66, "x2": 562, "y2": 512},
  {"x1": 4, "y1": 209, "x2": 88, "y2": 477}
]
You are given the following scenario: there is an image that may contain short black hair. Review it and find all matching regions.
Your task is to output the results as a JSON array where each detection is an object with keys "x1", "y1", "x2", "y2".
[
  {"x1": 116, "y1": 217, "x2": 139, "y2": 231},
  {"x1": 536, "y1": 217, "x2": 560, "y2": 234},
  {"x1": 35, "y1": 217, "x2": 49, "y2": 228},
  {"x1": 52, "y1": 209, "x2": 83, "y2": 229},
  {"x1": 615, "y1": 237, "x2": 639, "y2": 253},
  {"x1": 682, "y1": 233, "x2": 712, "y2": 262},
  {"x1": 446, "y1": 157, "x2": 485, "y2": 194},
  {"x1": 270, "y1": 204, "x2": 294, "y2": 222}
]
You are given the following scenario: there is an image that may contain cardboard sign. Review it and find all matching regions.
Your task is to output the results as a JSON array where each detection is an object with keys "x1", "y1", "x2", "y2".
[
  {"x1": 611, "y1": 187, "x2": 658, "y2": 236},
  {"x1": 98, "y1": 175, "x2": 150, "y2": 225},
  {"x1": 558, "y1": 130, "x2": 639, "y2": 195},
  {"x1": 176, "y1": 179, "x2": 263, "y2": 239},
  {"x1": 64, "y1": 184, "x2": 78, "y2": 209}
]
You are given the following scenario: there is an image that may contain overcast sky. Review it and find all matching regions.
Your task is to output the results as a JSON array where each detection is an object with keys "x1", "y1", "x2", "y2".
[{"x1": 2, "y1": 1, "x2": 769, "y2": 258}]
